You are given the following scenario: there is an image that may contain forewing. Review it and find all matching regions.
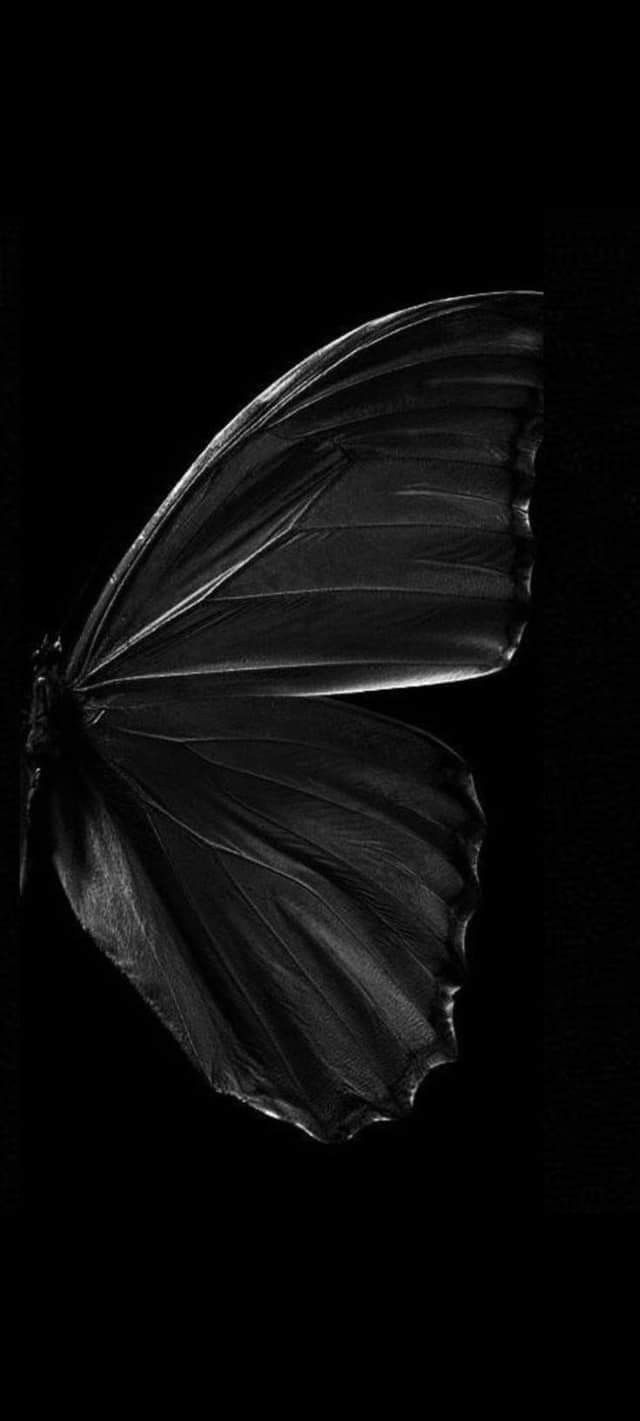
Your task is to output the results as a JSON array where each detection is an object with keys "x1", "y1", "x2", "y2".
[
  {"x1": 60, "y1": 692, "x2": 486, "y2": 1141},
  {"x1": 68, "y1": 292, "x2": 542, "y2": 698}
]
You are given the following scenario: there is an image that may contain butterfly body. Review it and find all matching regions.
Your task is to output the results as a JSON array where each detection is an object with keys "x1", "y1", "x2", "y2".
[{"x1": 23, "y1": 293, "x2": 542, "y2": 1141}]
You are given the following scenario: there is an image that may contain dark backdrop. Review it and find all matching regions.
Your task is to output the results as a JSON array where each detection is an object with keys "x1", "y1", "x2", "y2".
[
  {"x1": 17, "y1": 217, "x2": 541, "y2": 1226},
  {"x1": 543, "y1": 210, "x2": 640, "y2": 1215}
]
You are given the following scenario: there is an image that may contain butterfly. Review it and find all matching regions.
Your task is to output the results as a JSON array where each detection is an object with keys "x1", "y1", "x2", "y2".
[{"x1": 22, "y1": 291, "x2": 543, "y2": 1142}]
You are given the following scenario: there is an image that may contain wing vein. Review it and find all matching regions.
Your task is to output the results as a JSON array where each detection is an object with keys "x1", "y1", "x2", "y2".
[
  {"x1": 145, "y1": 809, "x2": 308, "y2": 1094},
  {"x1": 206, "y1": 772, "x2": 444, "y2": 992},
  {"x1": 82, "y1": 656, "x2": 487, "y2": 689},
  {"x1": 126, "y1": 778, "x2": 431, "y2": 1008},
  {"x1": 175, "y1": 738, "x2": 454, "y2": 912},
  {"x1": 214, "y1": 850, "x2": 376, "y2": 1058}
]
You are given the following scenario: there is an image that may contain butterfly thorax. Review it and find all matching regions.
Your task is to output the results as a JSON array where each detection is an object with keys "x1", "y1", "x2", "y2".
[{"x1": 25, "y1": 635, "x2": 77, "y2": 769}]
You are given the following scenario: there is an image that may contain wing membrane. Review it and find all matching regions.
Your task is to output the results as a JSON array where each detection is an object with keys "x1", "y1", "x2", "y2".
[{"x1": 68, "y1": 292, "x2": 541, "y2": 697}]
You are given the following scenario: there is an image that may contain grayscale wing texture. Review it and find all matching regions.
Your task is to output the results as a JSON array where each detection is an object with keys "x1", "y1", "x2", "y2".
[{"x1": 47, "y1": 292, "x2": 542, "y2": 1140}]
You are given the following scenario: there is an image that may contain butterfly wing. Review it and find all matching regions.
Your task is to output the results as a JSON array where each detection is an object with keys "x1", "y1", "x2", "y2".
[
  {"x1": 68, "y1": 291, "x2": 542, "y2": 698},
  {"x1": 39, "y1": 292, "x2": 541, "y2": 1138},
  {"x1": 52, "y1": 692, "x2": 484, "y2": 1141}
]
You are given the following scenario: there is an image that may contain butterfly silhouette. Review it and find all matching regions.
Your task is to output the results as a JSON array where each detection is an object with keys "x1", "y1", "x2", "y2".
[{"x1": 22, "y1": 291, "x2": 542, "y2": 1142}]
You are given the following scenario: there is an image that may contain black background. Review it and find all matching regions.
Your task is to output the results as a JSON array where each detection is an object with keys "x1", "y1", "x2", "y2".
[
  {"x1": 13, "y1": 216, "x2": 544, "y2": 1225},
  {"x1": 543, "y1": 211, "x2": 640, "y2": 1215}
]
